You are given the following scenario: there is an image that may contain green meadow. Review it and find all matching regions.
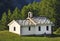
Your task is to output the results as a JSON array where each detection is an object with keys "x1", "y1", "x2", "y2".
[{"x1": 0, "y1": 31, "x2": 60, "y2": 41}]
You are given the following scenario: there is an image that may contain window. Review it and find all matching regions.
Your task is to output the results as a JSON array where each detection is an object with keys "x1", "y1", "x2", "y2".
[
  {"x1": 29, "y1": 13, "x2": 30, "y2": 17},
  {"x1": 29, "y1": 26, "x2": 31, "y2": 31},
  {"x1": 46, "y1": 26, "x2": 49, "y2": 31},
  {"x1": 14, "y1": 27, "x2": 16, "y2": 31},
  {"x1": 38, "y1": 26, "x2": 41, "y2": 31}
]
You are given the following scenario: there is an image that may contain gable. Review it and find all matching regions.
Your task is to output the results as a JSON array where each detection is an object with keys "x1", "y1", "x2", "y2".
[
  {"x1": 27, "y1": 17, "x2": 37, "y2": 25},
  {"x1": 8, "y1": 20, "x2": 20, "y2": 26}
]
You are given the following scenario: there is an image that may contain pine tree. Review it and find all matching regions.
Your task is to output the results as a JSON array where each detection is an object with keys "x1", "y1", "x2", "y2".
[
  {"x1": 39, "y1": 0, "x2": 56, "y2": 22},
  {"x1": 7, "y1": 9, "x2": 11, "y2": 22},
  {"x1": 55, "y1": 0, "x2": 60, "y2": 27},
  {"x1": 21, "y1": 6, "x2": 28, "y2": 19},
  {"x1": 11, "y1": 7, "x2": 21, "y2": 20},
  {"x1": 1, "y1": 12, "x2": 7, "y2": 25}
]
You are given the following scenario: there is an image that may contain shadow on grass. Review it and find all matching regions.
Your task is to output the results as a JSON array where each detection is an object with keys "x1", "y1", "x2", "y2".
[
  {"x1": 21, "y1": 34, "x2": 60, "y2": 38},
  {"x1": 50, "y1": 34, "x2": 60, "y2": 37}
]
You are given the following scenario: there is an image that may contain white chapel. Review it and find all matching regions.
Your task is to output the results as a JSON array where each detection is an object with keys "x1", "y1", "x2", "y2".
[{"x1": 8, "y1": 12, "x2": 53, "y2": 35}]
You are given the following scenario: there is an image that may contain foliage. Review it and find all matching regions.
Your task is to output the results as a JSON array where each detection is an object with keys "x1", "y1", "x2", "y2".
[
  {"x1": 0, "y1": 24, "x2": 6, "y2": 31},
  {"x1": 39, "y1": 0, "x2": 56, "y2": 22},
  {"x1": 11, "y1": 7, "x2": 21, "y2": 20},
  {"x1": 55, "y1": 28, "x2": 60, "y2": 34},
  {"x1": 1, "y1": 12, "x2": 7, "y2": 25},
  {"x1": 21, "y1": 6, "x2": 28, "y2": 19},
  {"x1": 21, "y1": 2, "x2": 40, "y2": 19},
  {"x1": 55, "y1": 0, "x2": 60, "y2": 28},
  {"x1": 7, "y1": 9, "x2": 12, "y2": 23},
  {"x1": 0, "y1": 12, "x2": 8, "y2": 30},
  {"x1": 21, "y1": 0, "x2": 56, "y2": 22}
]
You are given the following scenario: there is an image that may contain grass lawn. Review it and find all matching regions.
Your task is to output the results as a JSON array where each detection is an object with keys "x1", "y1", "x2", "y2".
[{"x1": 0, "y1": 31, "x2": 60, "y2": 41}]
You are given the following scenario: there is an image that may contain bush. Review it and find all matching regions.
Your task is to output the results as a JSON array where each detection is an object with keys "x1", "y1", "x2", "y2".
[
  {"x1": 55, "y1": 28, "x2": 60, "y2": 34},
  {"x1": 0, "y1": 24, "x2": 7, "y2": 31}
]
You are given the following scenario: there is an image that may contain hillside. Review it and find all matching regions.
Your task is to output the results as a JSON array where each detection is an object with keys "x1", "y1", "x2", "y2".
[{"x1": 0, "y1": 31, "x2": 60, "y2": 41}]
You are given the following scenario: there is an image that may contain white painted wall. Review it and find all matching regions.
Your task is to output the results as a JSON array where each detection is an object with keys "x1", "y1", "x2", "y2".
[
  {"x1": 9, "y1": 21, "x2": 21, "y2": 35},
  {"x1": 21, "y1": 25, "x2": 52, "y2": 35},
  {"x1": 35, "y1": 25, "x2": 51, "y2": 35},
  {"x1": 21, "y1": 26, "x2": 35, "y2": 35}
]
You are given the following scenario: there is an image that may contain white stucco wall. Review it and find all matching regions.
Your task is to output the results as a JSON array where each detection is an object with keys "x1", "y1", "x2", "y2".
[{"x1": 9, "y1": 21, "x2": 21, "y2": 35}]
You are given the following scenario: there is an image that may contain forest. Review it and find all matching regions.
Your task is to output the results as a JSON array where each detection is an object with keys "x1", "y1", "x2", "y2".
[{"x1": 0, "y1": 0, "x2": 60, "y2": 33}]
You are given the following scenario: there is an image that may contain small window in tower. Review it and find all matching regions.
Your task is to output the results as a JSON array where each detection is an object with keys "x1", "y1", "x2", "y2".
[
  {"x1": 38, "y1": 26, "x2": 41, "y2": 31},
  {"x1": 14, "y1": 27, "x2": 16, "y2": 31},
  {"x1": 29, "y1": 13, "x2": 30, "y2": 17}
]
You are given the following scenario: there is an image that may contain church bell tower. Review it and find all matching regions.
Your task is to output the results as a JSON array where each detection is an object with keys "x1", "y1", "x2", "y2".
[{"x1": 28, "y1": 11, "x2": 33, "y2": 18}]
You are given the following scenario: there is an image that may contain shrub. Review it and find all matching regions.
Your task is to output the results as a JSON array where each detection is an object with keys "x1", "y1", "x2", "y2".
[
  {"x1": 0, "y1": 24, "x2": 7, "y2": 31},
  {"x1": 55, "y1": 28, "x2": 60, "y2": 34}
]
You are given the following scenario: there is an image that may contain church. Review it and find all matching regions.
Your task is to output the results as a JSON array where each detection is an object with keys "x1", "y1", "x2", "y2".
[{"x1": 8, "y1": 12, "x2": 53, "y2": 35}]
